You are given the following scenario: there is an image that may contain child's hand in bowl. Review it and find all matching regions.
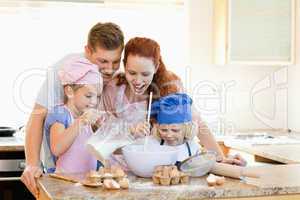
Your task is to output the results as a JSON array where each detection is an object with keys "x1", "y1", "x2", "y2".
[{"x1": 129, "y1": 121, "x2": 150, "y2": 138}]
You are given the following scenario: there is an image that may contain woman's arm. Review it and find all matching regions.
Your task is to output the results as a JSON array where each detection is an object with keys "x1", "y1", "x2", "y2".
[
  {"x1": 191, "y1": 105, "x2": 224, "y2": 159},
  {"x1": 192, "y1": 106, "x2": 247, "y2": 166},
  {"x1": 195, "y1": 115, "x2": 225, "y2": 160}
]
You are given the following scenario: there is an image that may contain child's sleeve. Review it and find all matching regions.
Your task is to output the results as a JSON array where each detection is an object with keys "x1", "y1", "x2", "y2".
[{"x1": 44, "y1": 107, "x2": 71, "y2": 131}]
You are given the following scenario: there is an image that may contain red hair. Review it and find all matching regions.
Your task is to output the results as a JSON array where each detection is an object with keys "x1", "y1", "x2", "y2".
[{"x1": 116, "y1": 37, "x2": 182, "y2": 99}]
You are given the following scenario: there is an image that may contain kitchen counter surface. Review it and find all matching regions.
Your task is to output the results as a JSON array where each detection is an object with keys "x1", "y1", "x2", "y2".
[
  {"x1": 38, "y1": 164, "x2": 300, "y2": 200},
  {"x1": 0, "y1": 135, "x2": 24, "y2": 151},
  {"x1": 221, "y1": 133, "x2": 300, "y2": 164}
]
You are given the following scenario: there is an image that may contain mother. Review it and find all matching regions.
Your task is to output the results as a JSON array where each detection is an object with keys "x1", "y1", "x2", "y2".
[{"x1": 98, "y1": 37, "x2": 245, "y2": 165}]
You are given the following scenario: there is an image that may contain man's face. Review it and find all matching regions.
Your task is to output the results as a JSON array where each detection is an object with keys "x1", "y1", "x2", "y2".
[{"x1": 86, "y1": 46, "x2": 122, "y2": 84}]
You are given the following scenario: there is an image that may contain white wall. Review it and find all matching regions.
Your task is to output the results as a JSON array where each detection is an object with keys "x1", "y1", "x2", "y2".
[
  {"x1": 185, "y1": 0, "x2": 289, "y2": 135},
  {"x1": 0, "y1": 1, "x2": 185, "y2": 128},
  {"x1": 288, "y1": 0, "x2": 300, "y2": 132}
]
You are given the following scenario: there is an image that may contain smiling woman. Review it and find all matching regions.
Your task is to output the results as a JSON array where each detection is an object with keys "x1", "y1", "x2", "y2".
[{"x1": 0, "y1": 0, "x2": 185, "y2": 127}]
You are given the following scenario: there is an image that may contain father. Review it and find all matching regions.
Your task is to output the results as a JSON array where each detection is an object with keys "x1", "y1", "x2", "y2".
[{"x1": 21, "y1": 22, "x2": 124, "y2": 197}]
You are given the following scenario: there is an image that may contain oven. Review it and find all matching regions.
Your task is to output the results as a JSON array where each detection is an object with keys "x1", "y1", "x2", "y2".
[{"x1": 0, "y1": 128, "x2": 35, "y2": 200}]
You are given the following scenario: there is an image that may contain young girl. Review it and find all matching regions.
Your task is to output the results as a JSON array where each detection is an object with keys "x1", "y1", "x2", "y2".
[
  {"x1": 149, "y1": 93, "x2": 201, "y2": 165},
  {"x1": 43, "y1": 56, "x2": 102, "y2": 173}
]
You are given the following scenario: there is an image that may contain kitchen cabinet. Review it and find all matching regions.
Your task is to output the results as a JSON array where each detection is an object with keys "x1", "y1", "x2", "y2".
[
  {"x1": 0, "y1": 134, "x2": 34, "y2": 200},
  {"x1": 213, "y1": 0, "x2": 295, "y2": 65}
]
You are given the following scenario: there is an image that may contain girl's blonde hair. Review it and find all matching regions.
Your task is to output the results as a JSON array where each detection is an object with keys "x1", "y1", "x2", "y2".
[
  {"x1": 152, "y1": 121, "x2": 198, "y2": 143},
  {"x1": 63, "y1": 84, "x2": 84, "y2": 104}
]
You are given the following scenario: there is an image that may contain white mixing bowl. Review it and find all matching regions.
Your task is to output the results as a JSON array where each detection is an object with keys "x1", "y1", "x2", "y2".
[{"x1": 122, "y1": 144, "x2": 179, "y2": 177}]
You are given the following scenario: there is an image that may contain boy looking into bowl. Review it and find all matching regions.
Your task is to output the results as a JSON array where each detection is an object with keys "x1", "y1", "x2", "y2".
[
  {"x1": 146, "y1": 92, "x2": 246, "y2": 169},
  {"x1": 149, "y1": 93, "x2": 201, "y2": 166}
]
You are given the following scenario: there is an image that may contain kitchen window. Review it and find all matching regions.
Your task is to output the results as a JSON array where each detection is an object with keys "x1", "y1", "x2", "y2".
[{"x1": 213, "y1": 0, "x2": 296, "y2": 65}]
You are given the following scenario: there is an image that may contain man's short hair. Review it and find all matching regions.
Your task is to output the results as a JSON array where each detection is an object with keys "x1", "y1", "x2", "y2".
[{"x1": 88, "y1": 22, "x2": 124, "y2": 51}]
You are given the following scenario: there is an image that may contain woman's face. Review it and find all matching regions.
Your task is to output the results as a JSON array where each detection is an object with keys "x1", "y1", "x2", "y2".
[
  {"x1": 125, "y1": 54, "x2": 156, "y2": 95},
  {"x1": 157, "y1": 123, "x2": 185, "y2": 146}
]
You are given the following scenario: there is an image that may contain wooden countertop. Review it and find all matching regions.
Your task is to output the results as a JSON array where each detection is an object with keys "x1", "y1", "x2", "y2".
[
  {"x1": 222, "y1": 134, "x2": 300, "y2": 164},
  {"x1": 0, "y1": 135, "x2": 24, "y2": 151},
  {"x1": 37, "y1": 164, "x2": 300, "y2": 200}
]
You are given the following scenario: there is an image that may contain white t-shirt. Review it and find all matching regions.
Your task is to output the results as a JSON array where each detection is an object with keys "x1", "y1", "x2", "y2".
[{"x1": 35, "y1": 53, "x2": 84, "y2": 109}]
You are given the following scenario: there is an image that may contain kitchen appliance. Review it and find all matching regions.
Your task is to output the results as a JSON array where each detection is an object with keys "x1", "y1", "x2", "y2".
[
  {"x1": 0, "y1": 126, "x2": 17, "y2": 137},
  {"x1": 0, "y1": 126, "x2": 34, "y2": 200}
]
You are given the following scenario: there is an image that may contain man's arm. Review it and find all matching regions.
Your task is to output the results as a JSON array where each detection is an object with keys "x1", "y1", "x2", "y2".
[
  {"x1": 25, "y1": 103, "x2": 47, "y2": 166},
  {"x1": 21, "y1": 103, "x2": 47, "y2": 197}
]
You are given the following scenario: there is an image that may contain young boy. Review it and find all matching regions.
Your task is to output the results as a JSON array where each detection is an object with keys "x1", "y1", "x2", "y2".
[
  {"x1": 149, "y1": 93, "x2": 201, "y2": 165},
  {"x1": 149, "y1": 93, "x2": 247, "y2": 167}
]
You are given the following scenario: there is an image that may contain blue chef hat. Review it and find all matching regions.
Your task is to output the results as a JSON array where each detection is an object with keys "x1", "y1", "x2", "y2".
[{"x1": 151, "y1": 93, "x2": 193, "y2": 124}]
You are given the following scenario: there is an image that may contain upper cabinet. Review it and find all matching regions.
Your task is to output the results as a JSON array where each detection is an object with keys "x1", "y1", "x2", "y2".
[{"x1": 213, "y1": 0, "x2": 296, "y2": 65}]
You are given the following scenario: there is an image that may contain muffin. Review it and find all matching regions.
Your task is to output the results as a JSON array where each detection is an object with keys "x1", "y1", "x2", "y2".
[
  {"x1": 159, "y1": 177, "x2": 171, "y2": 186},
  {"x1": 179, "y1": 172, "x2": 189, "y2": 184}
]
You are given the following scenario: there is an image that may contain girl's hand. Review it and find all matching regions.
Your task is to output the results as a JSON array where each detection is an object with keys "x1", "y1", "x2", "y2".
[
  {"x1": 79, "y1": 109, "x2": 100, "y2": 125},
  {"x1": 221, "y1": 154, "x2": 247, "y2": 166},
  {"x1": 91, "y1": 115, "x2": 106, "y2": 132},
  {"x1": 129, "y1": 121, "x2": 150, "y2": 138}
]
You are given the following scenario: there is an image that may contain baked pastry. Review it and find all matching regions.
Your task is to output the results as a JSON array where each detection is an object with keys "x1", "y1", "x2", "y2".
[
  {"x1": 85, "y1": 166, "x2": 129, "y2": 189},
  {"x1": 152, "y1": 165, "x2": 189, "y2": 186}
]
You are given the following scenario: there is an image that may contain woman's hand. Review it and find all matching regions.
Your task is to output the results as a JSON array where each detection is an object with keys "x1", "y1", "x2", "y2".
[
  {"x1": 129, "y1": 121, "x2": 150, "y2": 138},
  {"x1": 221, "y1": 154, "x2": 247, "y2": 166},
  {"x1": 91, "y1": 115, "x2": 106, "y2": 132}
]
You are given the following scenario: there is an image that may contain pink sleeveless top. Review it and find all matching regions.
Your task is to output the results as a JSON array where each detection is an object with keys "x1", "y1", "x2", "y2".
[{"x1": 55, "y1": 107, "x2": 97, "y2": 173}]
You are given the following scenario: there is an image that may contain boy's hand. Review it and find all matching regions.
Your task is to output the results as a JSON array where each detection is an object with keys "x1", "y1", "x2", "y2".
[{"x1": 129, "y1": 121, "x2": 150, "y2": 138}]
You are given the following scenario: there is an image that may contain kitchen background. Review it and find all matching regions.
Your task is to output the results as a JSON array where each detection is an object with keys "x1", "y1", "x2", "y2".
[
  {"x1": 0, "y1": 0, "x2": 299, "y2": 135},
  {"x1": 0, "y1": 0, "x2": 299, "y2": 199}
]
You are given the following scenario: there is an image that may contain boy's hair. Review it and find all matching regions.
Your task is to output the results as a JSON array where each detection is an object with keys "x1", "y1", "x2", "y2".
[
  {"x1": 88, "y1": 22, "x2": 124, "y2": 51},
  {"x1": 63, "y1": 84, "x2": 84, "y2": 104},
  {"x1": 152, "y1": 122, "x2": 198, "y2": 143}
]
